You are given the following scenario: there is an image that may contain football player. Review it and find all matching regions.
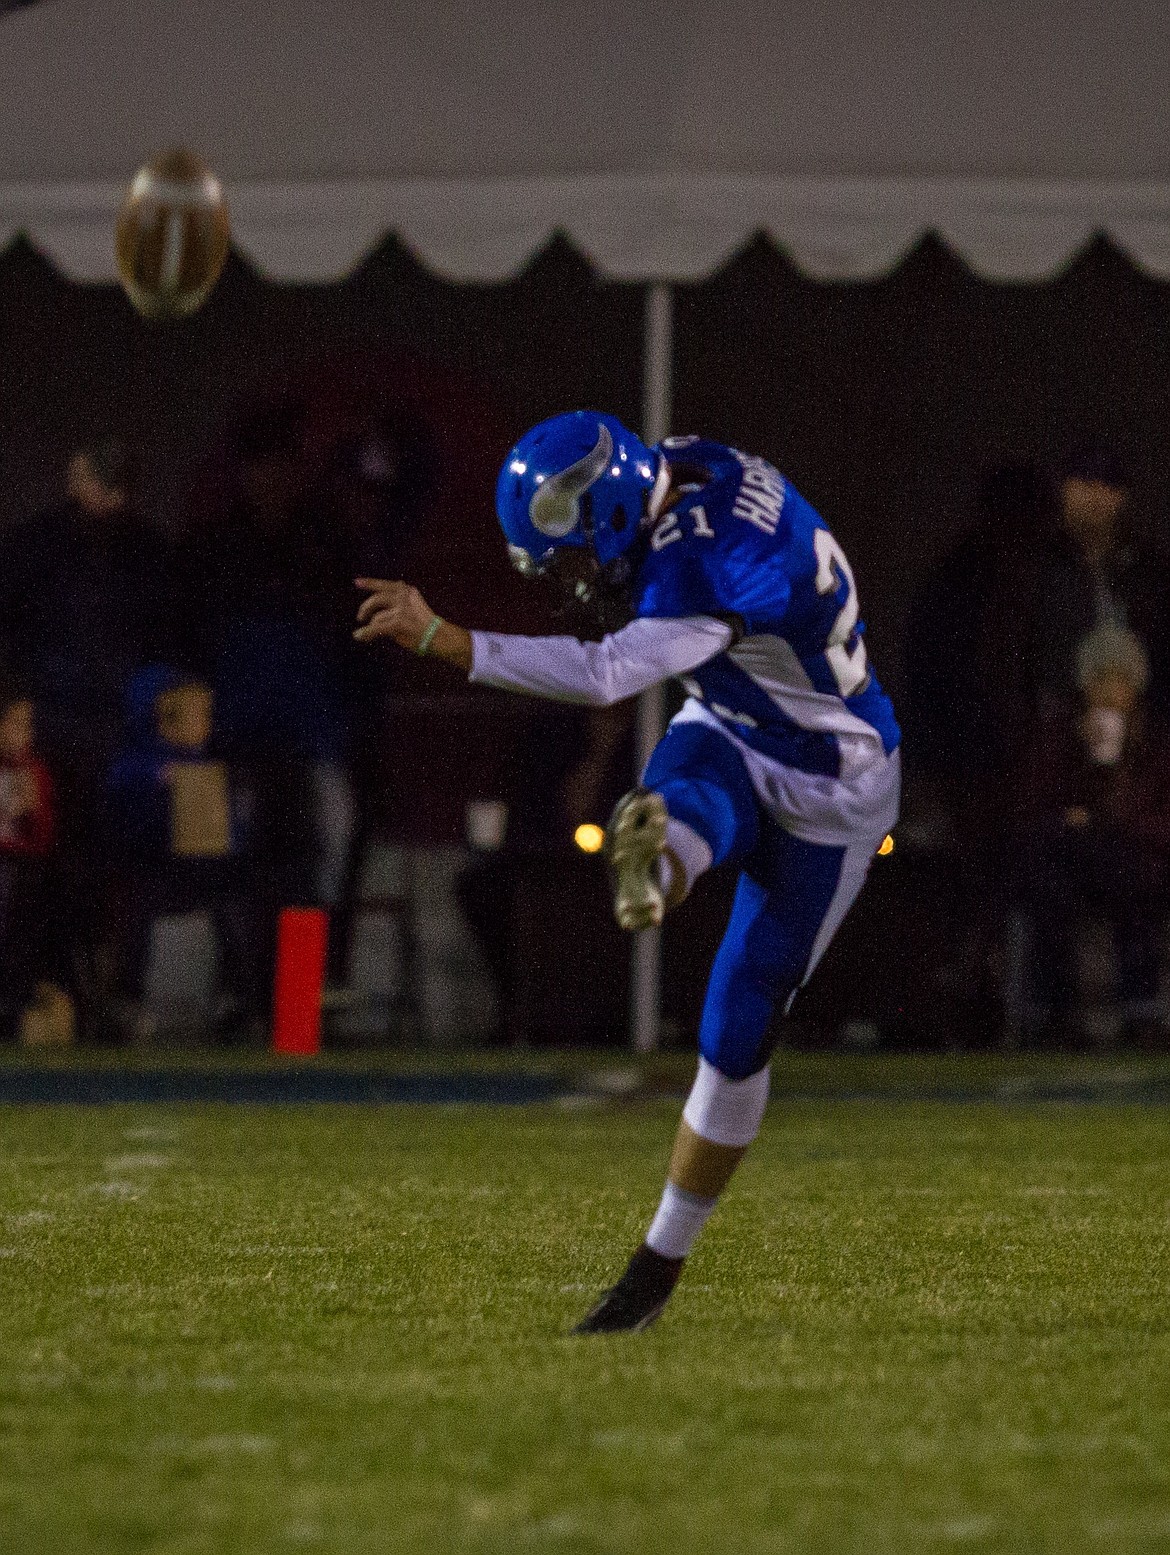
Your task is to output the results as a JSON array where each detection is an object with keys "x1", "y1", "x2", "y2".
[{"x1": 355, "y1": 412, "x2": 900, "y2": 1332}]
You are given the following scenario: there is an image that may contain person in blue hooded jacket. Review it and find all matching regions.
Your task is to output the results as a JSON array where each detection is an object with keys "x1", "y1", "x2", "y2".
[{"x1": 355, "y1": 413, "x2": 900, "y2": 1333}]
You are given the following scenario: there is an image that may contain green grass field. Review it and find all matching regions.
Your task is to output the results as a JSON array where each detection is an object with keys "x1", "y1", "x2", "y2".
[{"x1": 1, "y1": 1091, "x2": 1168, "y2": 1553}]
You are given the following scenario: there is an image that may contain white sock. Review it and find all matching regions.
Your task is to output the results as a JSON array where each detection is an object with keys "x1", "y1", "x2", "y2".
[
  {"x1": 657, "y1": 817, "x2": 713, "y2": 896},
  {"x1": 644, "y1": 1062, "x2": 771, "y2": 1260},
  {"x1": 683, "y1": 1057, "x2": 770, "y2": 1146},
  {"x1": 645, "y1": 1181, "x2": 717, "y2": 1260}
]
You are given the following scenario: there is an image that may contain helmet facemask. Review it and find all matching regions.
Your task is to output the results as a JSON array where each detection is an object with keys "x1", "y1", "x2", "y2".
[{"x1": 507, "y1": 532, "x2": 639, "y2": 635}]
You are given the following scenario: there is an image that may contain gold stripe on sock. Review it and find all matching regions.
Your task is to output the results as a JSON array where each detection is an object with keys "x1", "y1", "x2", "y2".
[{"x1": 667, "y1": 1119, "x2": 747, "y2": 1199}]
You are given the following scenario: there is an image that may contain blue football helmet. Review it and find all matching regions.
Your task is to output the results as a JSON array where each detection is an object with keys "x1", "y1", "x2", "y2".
[{"x1": 495, "y1": 411, "x2": 666, "y2": 576}]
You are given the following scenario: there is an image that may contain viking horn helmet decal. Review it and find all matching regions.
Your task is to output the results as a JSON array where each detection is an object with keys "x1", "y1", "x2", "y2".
[{"x1": 528, "y1": 423, "x2": 613, "y2": 538}]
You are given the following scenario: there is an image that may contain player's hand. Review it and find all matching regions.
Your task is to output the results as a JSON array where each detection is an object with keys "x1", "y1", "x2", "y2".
[{"x1": 353, "y1": 579, "x2": 435, "y2": 649}]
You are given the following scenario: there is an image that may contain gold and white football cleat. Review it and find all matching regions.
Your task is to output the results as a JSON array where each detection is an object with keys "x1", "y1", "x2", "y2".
[{"x1": 605, "y1": 788, "x2": 669, "y2": 931}]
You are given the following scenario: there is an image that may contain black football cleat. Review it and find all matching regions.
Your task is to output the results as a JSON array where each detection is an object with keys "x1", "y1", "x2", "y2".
[{"x1": 572, "y1": 1244, "x2": 684, "y2": 1334}]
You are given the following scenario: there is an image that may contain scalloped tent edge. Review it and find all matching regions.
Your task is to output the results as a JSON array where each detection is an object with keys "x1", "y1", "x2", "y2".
[{"x1": 2, "y1": 177, "x2": 1170, "y2": 286}]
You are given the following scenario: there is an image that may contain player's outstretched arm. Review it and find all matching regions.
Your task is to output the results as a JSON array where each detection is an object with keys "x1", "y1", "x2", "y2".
[
  {"x1": 355, "y1": 578, "x2": 733, "y2": 708},
  {"x1": 353, "y1": 579, "x2": 471, "y2": 671}
]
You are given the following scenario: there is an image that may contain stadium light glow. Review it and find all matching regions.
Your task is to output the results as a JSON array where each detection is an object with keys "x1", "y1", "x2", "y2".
[{"x1": 574, "y1": 823, "x2": 605, "y2": 854}]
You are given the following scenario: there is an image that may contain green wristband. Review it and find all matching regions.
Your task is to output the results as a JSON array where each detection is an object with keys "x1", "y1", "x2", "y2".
[{"x1": 416, "y1": 615, "x2": 444, "y2": 656}]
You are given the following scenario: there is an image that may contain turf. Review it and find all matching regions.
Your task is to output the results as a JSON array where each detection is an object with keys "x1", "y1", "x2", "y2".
[{"x1": 0, "y1": 1099, "x2": 1168, "y2": 1554}]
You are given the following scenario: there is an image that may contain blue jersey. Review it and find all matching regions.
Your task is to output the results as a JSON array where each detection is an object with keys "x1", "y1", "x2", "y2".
[{"x1": 630, "y1": 437, "x2": 900, "y2": 778}]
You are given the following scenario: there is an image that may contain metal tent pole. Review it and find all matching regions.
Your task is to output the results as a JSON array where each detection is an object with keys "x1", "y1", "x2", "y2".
[{"x1": 630, "y1": 281, "x2": 673, "y2": 1053}]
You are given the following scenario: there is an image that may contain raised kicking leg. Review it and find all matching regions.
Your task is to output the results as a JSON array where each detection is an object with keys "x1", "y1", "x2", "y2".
[{"x1": 576, "y1": 729, "x2": 879, "y2": 1333}]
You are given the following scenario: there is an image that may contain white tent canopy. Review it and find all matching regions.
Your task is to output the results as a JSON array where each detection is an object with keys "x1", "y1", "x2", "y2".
[{"x1": 1, "y1": 0, "x2": 1169, "y2": 283}]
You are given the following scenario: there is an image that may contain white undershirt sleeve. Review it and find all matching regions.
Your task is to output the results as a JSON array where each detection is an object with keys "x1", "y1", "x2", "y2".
[{"x1": 468, "y1": 615, "x2": 733, "y2": 706}]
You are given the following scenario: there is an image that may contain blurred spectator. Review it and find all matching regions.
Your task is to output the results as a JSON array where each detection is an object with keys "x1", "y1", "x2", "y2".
[
  {"x1": 1015, "y1": 625, "x2": 1170, "y2": 1039},
  {"x1": 0, "y1": 681, "x2": 62, "y2": 1040},
  {"x1": 904, "y1": 459, "x2": 1047, "y2": 818},
  {"x1": 0, "y1": 438, "x2": 173, "y2": 1016},
  {"x1": 909, "y1": 442, "x2": 1166, "y2": 793},
  {"x1": 304, "y1": 409, "x2": 437, "y2": 966},
  {"x1": 311, "y1": 409, "x2": 435, "y2": 583},
  {"x1": 904, "y1": 447, "x2": 1170, "y2": 1045},
  {"x1": 899, "y1": 462, "x2": 1050, "y2": 1042},
  {"x1": 0, "y1": 439, "x2": 173, "y2": 796},
  {"x1": 1029, "y1": 440, "x2": 1167, "y2": 715},
  {"x1": 103, "y1": 666, "x2": 259, "y2": 1034},
  {"x1": 181, "y1": 402, "x2": 356, "y2": 911},
  {"x1": 0, "y1": 687, "x2": 53, "y2": 855}
]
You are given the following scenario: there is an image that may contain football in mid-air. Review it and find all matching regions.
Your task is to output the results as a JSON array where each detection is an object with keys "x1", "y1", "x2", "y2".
[{"x1": 115, "y1": 148, "x2": 230, "y2": 320}]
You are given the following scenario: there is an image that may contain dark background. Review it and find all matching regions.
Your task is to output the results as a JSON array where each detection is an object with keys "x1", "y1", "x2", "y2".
[
  {"x1": 4, "y1": 232, "x2": 1170, "y2": 703},
  {"x1": 4, "y1": 231, "x2": 1169, "y2": 1047}
]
